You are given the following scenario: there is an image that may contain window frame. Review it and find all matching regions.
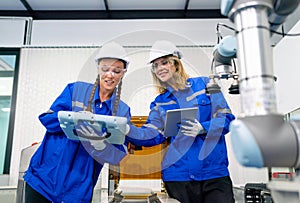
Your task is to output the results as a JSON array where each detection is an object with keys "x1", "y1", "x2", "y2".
[{"x1": 0, "y1": 48, "x2": 20, "y2": 174}]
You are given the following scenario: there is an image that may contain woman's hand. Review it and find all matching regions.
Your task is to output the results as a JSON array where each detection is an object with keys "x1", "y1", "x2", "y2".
[{"x1": 180, "y1": 119, "x2": 206, "y2": 137}]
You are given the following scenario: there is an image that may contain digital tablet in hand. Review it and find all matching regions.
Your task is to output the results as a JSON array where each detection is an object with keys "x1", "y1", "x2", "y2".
[
  {"x1": 58, "y1": 111, "x2": 129, "y2": 144},
  {"x1": 164, "y1": 107, "x2": 198, "y2": 137}
]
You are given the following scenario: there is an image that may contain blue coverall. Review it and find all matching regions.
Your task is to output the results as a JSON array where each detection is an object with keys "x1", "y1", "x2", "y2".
[
  {"x1": 24, "y1": 81, "x2": 131, "y2": 203},
  {"x1": 127, "y1": 76, "x2": 235, "y2": 182}
]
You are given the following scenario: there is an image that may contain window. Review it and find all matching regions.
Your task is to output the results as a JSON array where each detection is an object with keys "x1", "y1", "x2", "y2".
[{"x1": 0, "y1": 48, "x2": 20, "y2": 174}]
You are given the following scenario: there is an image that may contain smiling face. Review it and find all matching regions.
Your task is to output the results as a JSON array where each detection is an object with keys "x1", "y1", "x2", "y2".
[
  {"x1": 98, "y1": 58, "x2": 126, "y2": 94},
  {"x1": 151, "y1": 56, "x2": 189, "y2": 94},
  {"x1": 151, "y1": 57, "x2": 177, "y2": 85}
]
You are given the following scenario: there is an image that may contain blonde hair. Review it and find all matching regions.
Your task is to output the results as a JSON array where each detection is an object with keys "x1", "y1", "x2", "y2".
[{"x1": 151, "y1": 56, "x2": 189, "y2": 94}]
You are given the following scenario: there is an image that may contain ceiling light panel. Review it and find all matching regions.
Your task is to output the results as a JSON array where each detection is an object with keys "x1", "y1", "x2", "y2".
[
  {"x1": 188, "y1": 0, "x2": 221, "y2": 9},
  {"x1": 27, "y1": 0, "x2": 106, "y2": 10},
  {"x1": 0, "y1": 0, "x2": 26, "y2": 10},
  {"x1": 108, "y1": 0, "x2": 186, "y2": 10}
]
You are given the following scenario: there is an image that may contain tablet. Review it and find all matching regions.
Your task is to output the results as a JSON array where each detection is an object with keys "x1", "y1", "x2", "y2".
[
  {"x1": 164, "y1": 107, "x2": 198, "y2": 137},
  {"x1": 58, "y1": 111, "x2": 129, "y2": 144}
]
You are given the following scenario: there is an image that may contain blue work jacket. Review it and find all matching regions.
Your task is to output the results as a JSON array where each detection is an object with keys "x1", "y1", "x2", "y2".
[
  {"x1": 24, "y1": 81, "x2": 131, "y2": 203},
  {"x1": 127, "y1": 77, "x2": 235, "y2": 182}
]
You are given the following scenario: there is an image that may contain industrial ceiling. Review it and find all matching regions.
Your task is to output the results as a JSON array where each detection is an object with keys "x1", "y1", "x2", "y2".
[{"x1": 0, "y1": 0, "x2": 226, "y2": 20}]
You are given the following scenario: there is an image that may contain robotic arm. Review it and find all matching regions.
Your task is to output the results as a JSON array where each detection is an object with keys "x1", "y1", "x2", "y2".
[
  {"x1": 220, "y1": 0, "x2": 300, "y2": 170},
  {"x1": 206, "y1": 35, "x2": 239, "y2": 94},
  {"x1": 222, "y1": 0, "x2": 300, "y2": 32},
  {"x1": 213, "y1": 35, "x2": 237, "y2": 79}
]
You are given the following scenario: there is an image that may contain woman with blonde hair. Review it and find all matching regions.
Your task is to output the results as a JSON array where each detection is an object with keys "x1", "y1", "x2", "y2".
[{"x1": 127, "y1": 40, "x2": 235, "y2": 203}]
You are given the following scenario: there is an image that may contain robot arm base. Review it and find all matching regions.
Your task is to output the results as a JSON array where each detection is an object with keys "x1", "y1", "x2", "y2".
[
  {"x1": 230, "y1": 114, "x2": 300, "y2": 169},
  {"x1": 230, "y1": 119, "x2": 264, "y2": 167}
]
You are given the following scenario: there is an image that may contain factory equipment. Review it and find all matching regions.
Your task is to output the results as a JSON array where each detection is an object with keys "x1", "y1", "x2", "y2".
[
  {"x1": 219, "y1": 0, "x2": 300, "y2": 202},
  {"x1": 206, "y1": 33, "x2": 239, "y2": 94}
]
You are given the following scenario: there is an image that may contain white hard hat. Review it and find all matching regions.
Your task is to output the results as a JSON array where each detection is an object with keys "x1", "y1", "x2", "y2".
[
  {"x1": 95, "y1": 41, "x2": 129, "y2": 67},
  {"x1": 148, "y1": 40, "x2": 183, "y2": 64}
]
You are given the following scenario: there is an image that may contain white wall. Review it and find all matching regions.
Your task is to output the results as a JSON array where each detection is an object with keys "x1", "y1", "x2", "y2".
[
  {"x1": 0, "y1": 18, "x2": 236, "y2": 47},
  {"x1": 0, "y1": 18, "x2": 26, "y2": 47},
  {"x1": 30, "y1": 19, "x2": 235, "y2": 46},
  {"x1": 274, "y1": 20, "x2": 300, "y2": 114}
]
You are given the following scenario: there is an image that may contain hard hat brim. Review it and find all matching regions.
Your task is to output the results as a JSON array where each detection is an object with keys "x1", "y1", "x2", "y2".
[{"x1": 95, "y1": 57, "x2": 129, "y2": 68}]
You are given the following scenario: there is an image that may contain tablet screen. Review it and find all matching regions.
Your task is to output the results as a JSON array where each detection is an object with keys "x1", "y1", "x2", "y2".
[
  {"x1": 164, "y1": 107, "x2": 198, "y2": 137},
  {"x1": 58, "y1": 111, "x2": 128, "y2": 144}
]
